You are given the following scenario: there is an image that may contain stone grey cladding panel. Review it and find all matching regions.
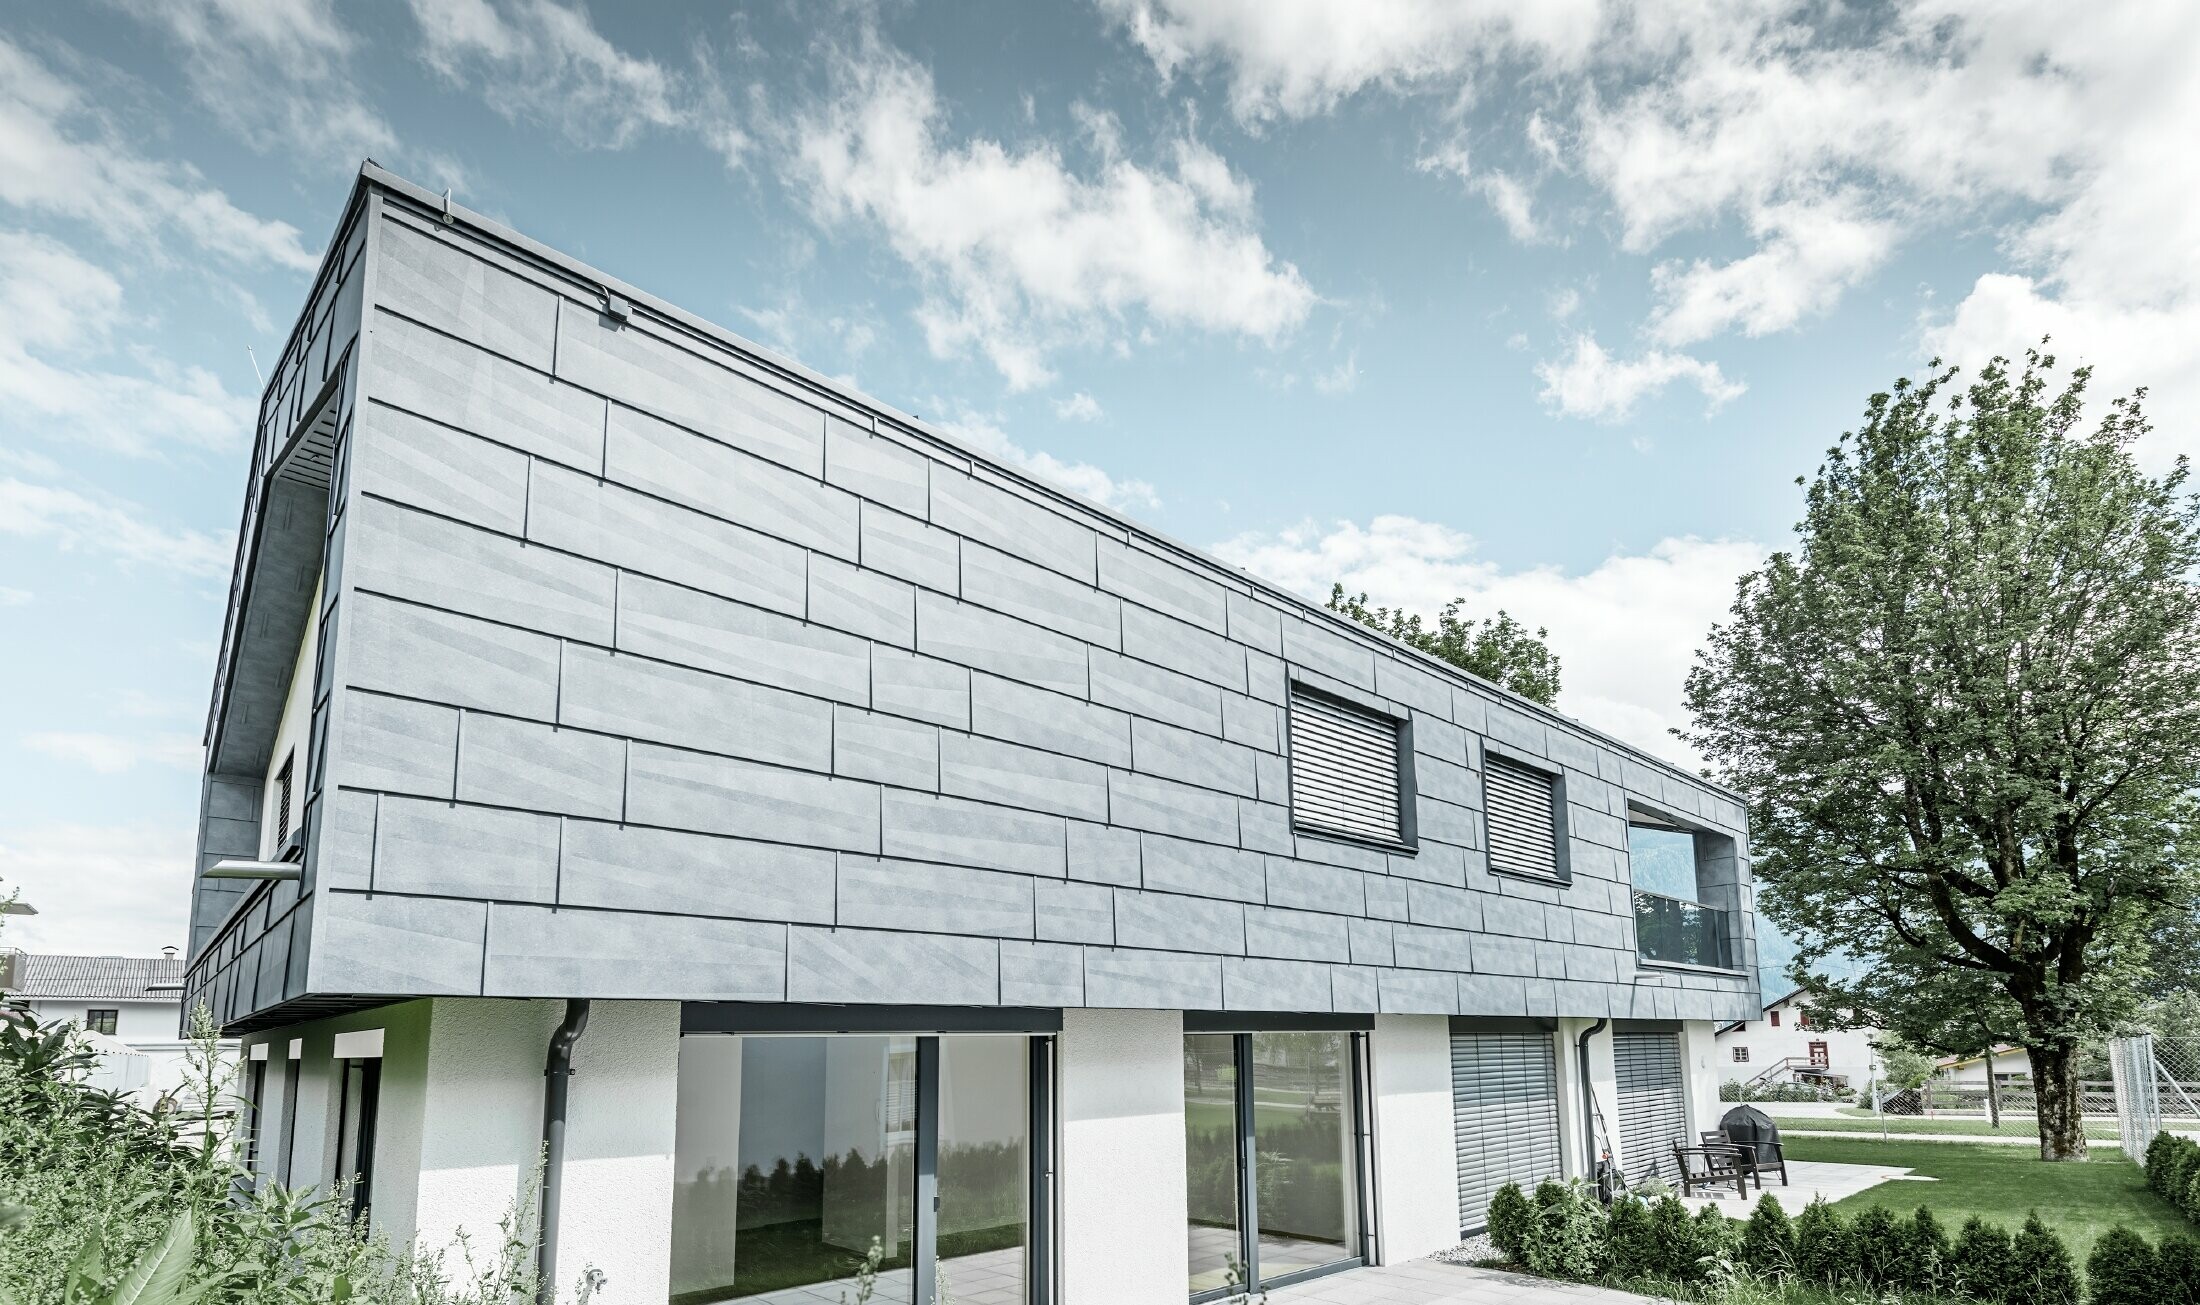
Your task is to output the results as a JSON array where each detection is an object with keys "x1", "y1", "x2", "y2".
[{"x1": 256, "y1": 182, "x2": 1759, "y2": 1023}]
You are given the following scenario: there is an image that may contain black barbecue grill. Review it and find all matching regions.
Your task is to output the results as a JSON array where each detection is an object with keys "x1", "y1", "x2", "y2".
[{"x1": 1717, "y1": 1104, "x2": 1790, "y2": 1186}]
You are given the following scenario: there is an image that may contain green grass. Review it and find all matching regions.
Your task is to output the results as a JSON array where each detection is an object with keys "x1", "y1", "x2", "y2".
[
  {"x1": 1767, "y1": 1111, "x2": 2122, "y2": 1141},
  {"x1": 1781, "y1": 1134, "x2": 2192, "y2": 1261}
]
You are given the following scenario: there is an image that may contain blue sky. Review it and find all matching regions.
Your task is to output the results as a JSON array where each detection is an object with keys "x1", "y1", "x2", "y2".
[{"x1": 2, "y1": 2, "x2": 2194, "y2": 975}]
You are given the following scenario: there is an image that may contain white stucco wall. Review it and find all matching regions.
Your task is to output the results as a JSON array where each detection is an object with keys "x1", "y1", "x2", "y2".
[
  {"x1": 546, "y1": 1000, "x2": 679, "y2": 1305},
  {"x1": 1553, "y1": 1019, "x2": 1595, "y2": 1180},
  {"x1": 1682, "y1": 1021, "x2": 1721, "y2": 1135},
  {"x1": 1369, "y1": 1015, "x2": 1458, "y2": 1263},
  {"x1": 1059, "y1": 1008, "x2": 1186, "y2": 1304}
]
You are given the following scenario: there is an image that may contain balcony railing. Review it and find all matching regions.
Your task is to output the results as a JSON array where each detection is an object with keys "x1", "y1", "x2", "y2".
[{"x1": 1633, "y1": 889, "x2": 1735, "y2": 969}]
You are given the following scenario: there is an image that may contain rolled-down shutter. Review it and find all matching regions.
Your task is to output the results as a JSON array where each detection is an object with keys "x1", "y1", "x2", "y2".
[
  {"x1": 1613, "y1": 1030, "x2": 1688, "y2": 1182},
  {"x1": 1485, "y1": 757, "x2": 1560, "y2": 879},
  {"x1": 1452, "y1": 1030, "x2": 1563, "y2": 1231},
  {"x1": 1288, "y1": 688, "x2": 1403, "y2": 844}
]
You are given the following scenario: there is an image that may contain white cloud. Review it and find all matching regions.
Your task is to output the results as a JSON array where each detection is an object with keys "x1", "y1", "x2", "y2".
[
  {"x1": 1535, "y1": 333, "x2": 1744, "y2": 421},
  {"x1": 0, "y1": 37, "x2": 319, "y2": 272},
  {"x1": 1649, "y1": 198, "x2": 1899, "y2": 345},
  {"x1": 1111, "y1": 3, "x2": 2200, "y2": 450},
  {"x1": 0, "y1": 587, "x2": 29, "y2": 606},
  {"x1": 1053, "y1": 391, "x2": 1104, "y2": 422},
  {"x1": 1214, "y1": 514, "x2": 1767, "y2": 765},
  {"x1": 0, "y1": 230, "x2": 256, "y2": 455},
  {"x1": 408, "y1": 0, "x2": 746, "y2": 163},
  {"x1": 927, "y1": 406, "x2": 1159, "y2": 513},
  {"x1": 20, "y1": 732, "x2": 201, "y2": 775},
  {"x1": 1100, "y1": 0, "x2": 1606, "y2": 124},
  {"x1": 113, "y1": 0, "x2": 397, "y2": 168},
  {"x1": 0, "y1": 822, "x2": 194, "y2": 956},
  {"x1": 1313, "y1": 350, "x2": 1361, "y2": 396},
  {"x1": 786, "y1": 31, "x2": 1316, "y2": 390},
  {"x1": 0, "y1": 477, "x2": 234, "y2": 576}
]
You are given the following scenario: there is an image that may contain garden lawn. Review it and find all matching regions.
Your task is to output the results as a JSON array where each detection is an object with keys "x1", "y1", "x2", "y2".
[
  {"x1": 1768, "y1": 1112, "x2": 2121, "y2": 1141},
  {"x1": 1781, "y1": 1134, "x2": 2191, "y2": 1261}
]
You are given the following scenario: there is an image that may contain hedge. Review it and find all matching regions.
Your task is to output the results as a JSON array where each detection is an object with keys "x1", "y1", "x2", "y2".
[
  {"x1": 1475, "y1": 1180, "x2": 2183, "y2": 1305},
  {"x1": 2146, "y1": 1133, "x2": 2200, "y2": 1228}
]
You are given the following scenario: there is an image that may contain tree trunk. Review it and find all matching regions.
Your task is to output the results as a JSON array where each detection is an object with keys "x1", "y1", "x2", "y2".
[{"x1": 2028, "y1": 1042, "x2": 2088, "y2": 1160}]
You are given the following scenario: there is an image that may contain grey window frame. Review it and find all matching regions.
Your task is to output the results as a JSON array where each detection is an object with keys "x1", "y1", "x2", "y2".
[
  {"x1": 1481, "y1": 745, "x2": 1570, "y2": 886},
  {"x1": 1283, "y1": 681, "x2": 1417, "y2": 854},
  {"x1": 84, "y1": 1008, "x2": 119, "y2": 1035}
]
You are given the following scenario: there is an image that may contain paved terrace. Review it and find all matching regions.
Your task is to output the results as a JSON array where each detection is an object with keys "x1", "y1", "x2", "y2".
[{"x1": 1274, "y1": 1262, "x2": 1661, "y2": 1305}]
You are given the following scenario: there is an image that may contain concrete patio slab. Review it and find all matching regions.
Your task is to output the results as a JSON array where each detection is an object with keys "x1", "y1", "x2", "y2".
[
  {"x1": 1272, "y1": 1260, "x2": 1665, "y2": 1305},
  {"x1": 1671, "y1": 1158, "x2": 1916, "y2": 1215}
]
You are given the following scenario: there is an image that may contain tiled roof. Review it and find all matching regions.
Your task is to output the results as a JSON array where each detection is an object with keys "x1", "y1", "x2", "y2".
[{"x1": 3, "y1": 952, "x2": 186, "y2": 999}]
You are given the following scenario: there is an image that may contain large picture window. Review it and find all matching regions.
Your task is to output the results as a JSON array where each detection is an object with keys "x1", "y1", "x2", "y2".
[
  {"x1": 671, "y1": 1031, "x2": 1046, "y2": 1305},
  {"x1": 1185, "y1": 1027, "x2": 1369, "y2": 1300}
]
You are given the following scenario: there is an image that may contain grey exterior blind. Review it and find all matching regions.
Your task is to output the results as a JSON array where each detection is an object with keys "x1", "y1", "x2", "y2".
[
  {"x1": 1614, "y1": 1030, "x2": 1688, "y2": 1182},
  {"x1": 1486, "y1": 756, "x2": 1560, "y2": 879},
  {"x1": 1288, "y1": 689, "x2": 1404, "y2": 844},
  {"x1": 1452, "y1": 1030, "x2": 1563, "y2": 1231}
]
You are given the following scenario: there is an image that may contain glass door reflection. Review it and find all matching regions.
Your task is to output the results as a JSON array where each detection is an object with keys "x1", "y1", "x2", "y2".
[
  {"x1": 1183, "y1": 1034, "x2": 1243, "y2": 1294},
  {"x1": 936, "y1": 1036, "x2": 1031, "y2": 1305}
]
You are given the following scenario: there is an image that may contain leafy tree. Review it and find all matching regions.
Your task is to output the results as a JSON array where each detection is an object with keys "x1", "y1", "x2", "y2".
[
  {"x1": 1684, "y1": 350, "x2": 2200, "y2": 1159},
  {"x1": 1326, "y1": 585, "x2": 1561, "y2": 704},
  {"x1": 1877, "y1": 1040, "x2": 1938, "y2": 1094}
]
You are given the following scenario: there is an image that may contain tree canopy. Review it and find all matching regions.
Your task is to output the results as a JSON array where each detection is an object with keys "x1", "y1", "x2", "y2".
[
  {"x1": 1326, "y1": 585, "x2": 1562, "y2": 705},
  {"x1": 1683, "y1": 349, "x2": 2200, "y2": 1158}
]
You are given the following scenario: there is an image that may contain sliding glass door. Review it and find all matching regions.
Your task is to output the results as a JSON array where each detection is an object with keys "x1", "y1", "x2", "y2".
[
  {"x1": 672, "y1": 1032, "x2": 1047, "y2": 1305},
  {"x1": 1185, "y1": 1028, "x2": 1369, "y2": 1300}
]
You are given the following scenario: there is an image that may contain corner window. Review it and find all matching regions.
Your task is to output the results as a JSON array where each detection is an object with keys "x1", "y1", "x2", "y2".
[
  {"x1": 1628, "y1": 809, "x2": 1739, "y2": 970},
  {"x1": 335, "y1": 1056, "x2": 381, "y2": 1223},
  {"x1": 85, "y1": 1009, "x2": 118, "y2": 1036},
  {"x1": 1484, "y1": 754, "x2": 1565, "y2": 883},
  {"x1": 1287, "y1": 686, "x2": 1410, "y2": 848}
]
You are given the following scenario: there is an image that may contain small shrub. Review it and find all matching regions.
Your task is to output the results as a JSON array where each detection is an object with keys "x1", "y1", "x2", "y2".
[
  {"x1": 2088, "y1": 1226, "x2": 2162, "y2": 1305},
  {"x1": 1648, "y1": 1195, "x2": 1699, "y2": 1280},
  {"x1": 1903, "y1": 1205, "x2": 1952, "y2": 1294},
  {"x1": 1603, "y1": 1194, "x2": 1654, "y2": 1278},
  {"x1": 1486, "y1": 1182, "x2": 1533, "y2": 1264},
  {"x1": 1524, "y1": 1180, "x2": 1606, "y2": 1281},
  {"x1": 2154, "y1": 1235, "x2": 2200, "y2": 1305},
  {"x1": 1852, "y1": 1205, "x2": 1904, "y2": 1288},
  {"x1": 2011, "y1": 1212, "x2": 2081, "y2": 1305},
  {"x1": 1953, "y1": 1217, "x2": 2017, "y2": 1305},
  {"x1": 1692, "y1": 1204, "x2": 1740, "y2": 1271},
  {"x1": 1792, "y1": 1198, "x2": 1856, "y2": 1287},
  {"x1": 1740, "y1": 1195, "x2": 1797, "y2": 1278}
]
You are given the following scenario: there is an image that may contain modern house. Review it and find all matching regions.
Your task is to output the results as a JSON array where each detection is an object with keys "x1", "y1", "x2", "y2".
[
  {"x1": 2, "y1": 949, "x2": 196, "y2": 1102},
  {"x1": 181, "y1": 163, "x2": 1761, "y2": 1305},
  {"x1": 1714, "y1": 989, "x2": 1878, "y2": 1091}
]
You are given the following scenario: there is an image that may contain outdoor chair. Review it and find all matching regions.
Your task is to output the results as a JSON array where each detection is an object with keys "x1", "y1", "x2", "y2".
[
  {"x1": 1671, "y1": 1141, "x2": 1753, "y2": 1199},
  {"x1": 1705, "y1": 1126, "x2": 1790, "y2": 1187}
]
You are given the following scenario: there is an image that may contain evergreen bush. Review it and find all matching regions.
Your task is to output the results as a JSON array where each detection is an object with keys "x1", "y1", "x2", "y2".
[
  {"x1": 2088, "y1": 1226, "x2": 2162, "y2": 1305},
  {"x1": 1523, "y1": 1180, "x2": 1605, "y2": 1281},
  {"x1": 1647, "y1": 1194, "x2": 1698, "y2": 1280},
  {"x1": 1740, "y1": 1195, "x2": 1797, "y2": 1278},
  {"x1": 2155, "y1": 1234, "x2": 2200, "y2": 1305},
  {"x1": 2010, "y1": 1213, "x2": 2082, "y2": 1305},
  {"x1": 1603, "y1": 1194, "x2": 1653, "y2": 1278},
  {"x1": 1486, "y1": 1182, "x2": 1533, "y2": 1264},
  {"x1": 1952, "y1": 1216, "x2": 2017, "y2": 1305},
  {"x1": 1692, "y1": 1204, "x2": 1739, "y2": 1270},
  {"x1": 1792, "y1": 1199, "x2": 1856, "y2": 1286},
  {"x1": 1904, "y1": 1205, "x2": 1952, "y2": 1295},
  {"x1": 1852, "y1": 1205, "x2": 1905, "y2": 1288}
]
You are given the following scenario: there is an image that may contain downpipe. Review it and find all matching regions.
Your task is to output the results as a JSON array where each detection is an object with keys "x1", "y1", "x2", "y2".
[
  {"x1": 1575, "y1": 1018, "x2": 1610, "y2": 1198},
  {"x1": 539, "y1": 999, "x2": 592, "y2": 1304}
]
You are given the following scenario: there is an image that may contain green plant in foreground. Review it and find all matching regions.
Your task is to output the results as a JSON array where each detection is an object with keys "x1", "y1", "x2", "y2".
[
  {"x1": 2009, "y1": 1212, "x2": 2080, "y2": 1305},
  {"x1": 1485, "y1": 1182, "x2": 1533, "y2": 1264},
  {"x1": 1791, "y1": 1199, "x2": 1853, "y2": 1287},
  {"x1": 1950, "y1": 1216, "x2": 2015, "y2": 1305},
  {"x1": 2088, "y1": 1225, "x2": 2162, "y2": 1305},
  {"x1": 1740, "y1": 1195, "x2": 1796, "y2": 1278},
  {"x1": 1902, "y1": 1204, "x2": 1950, "y2": 1294}
]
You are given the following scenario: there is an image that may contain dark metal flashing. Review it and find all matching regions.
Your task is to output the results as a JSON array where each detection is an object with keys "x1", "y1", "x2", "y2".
[
  {"x1": 1184, "y1": 1011, "x2": 1374, "y2": 1033},
  {"x1": 1449, "y1": 1015, "x2": 1560, "y2": 1035},
  {"x1": 680, "y1": 1002, "x2": 1063, "y2": 1035}
]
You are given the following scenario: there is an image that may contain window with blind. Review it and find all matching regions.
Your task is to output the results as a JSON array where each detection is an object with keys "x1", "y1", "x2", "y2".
[
  {"x1": 1287, "y1": 686, "x2": 1410, "y2": 847},
  {"x1": 1484, "y1": 754, "x2": 1566, "y2": 882},
  {"x1": 274, "y1": 753, "x2": 294, "y2": 849}
]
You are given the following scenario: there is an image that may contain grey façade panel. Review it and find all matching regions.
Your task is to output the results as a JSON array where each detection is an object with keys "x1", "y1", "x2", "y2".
[{"x1": 212, "y1": 171, "x2": 1757, "y2": 1024}]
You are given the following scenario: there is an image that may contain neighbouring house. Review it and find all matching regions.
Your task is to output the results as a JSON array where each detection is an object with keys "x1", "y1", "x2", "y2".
[
  {"x1": 180, "y1": 163, "x2": 1763, "y2": 1305},
  {"x1": 1714, "y1": 989, "x2": 1878, "y2": 1090},
  {"x1": 1939, "y1": 1046, "x2": 2031, "y2": 1085},
  {"x1": 1, "y1": 949, "x2": 196, "y2": 1103}
]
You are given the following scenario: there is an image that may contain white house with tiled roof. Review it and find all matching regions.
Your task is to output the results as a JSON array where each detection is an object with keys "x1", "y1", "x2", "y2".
[
  {"x1": 2, "y1": 950, "x2": 198, "y2": 1103},
  {"x1": 1714, "y1": 988, "x2": 1879, "y2": 1089}
]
